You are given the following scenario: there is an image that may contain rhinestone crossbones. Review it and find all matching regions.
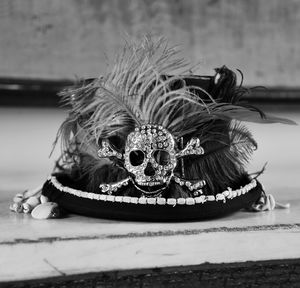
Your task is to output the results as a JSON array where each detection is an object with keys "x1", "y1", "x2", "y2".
[{"x1": 98, "y1": 124, "x2": 206, "y2": 197}]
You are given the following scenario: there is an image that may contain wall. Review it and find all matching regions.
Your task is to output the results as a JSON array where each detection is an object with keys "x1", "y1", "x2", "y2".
[{"x1": 0, "y1": 0, "x2": 300, "y2": 86}]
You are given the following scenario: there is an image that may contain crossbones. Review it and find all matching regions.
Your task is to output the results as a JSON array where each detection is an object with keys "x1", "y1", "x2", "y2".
[{"x1": 98, "y1": 124, "x2": 206, "y2": 197}]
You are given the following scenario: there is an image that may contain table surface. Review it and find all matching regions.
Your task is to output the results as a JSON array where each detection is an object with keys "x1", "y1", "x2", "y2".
[{"x1": 0, "y1": 106, "x2": 299, "y2": 282}]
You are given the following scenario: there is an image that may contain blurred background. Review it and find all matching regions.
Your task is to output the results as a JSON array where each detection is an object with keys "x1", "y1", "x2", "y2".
[
  {"x1": 1, "y1": 0, "x2": 300, "y2": 86},
  {"x1": 0, "y1": 0, "x2": 299, "y2": 196}
]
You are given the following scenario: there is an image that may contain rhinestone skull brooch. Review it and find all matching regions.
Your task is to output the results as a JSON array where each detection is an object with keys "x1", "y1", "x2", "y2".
[{"x1": 98, "y1": 124, "x2": 206, "y2": 197}]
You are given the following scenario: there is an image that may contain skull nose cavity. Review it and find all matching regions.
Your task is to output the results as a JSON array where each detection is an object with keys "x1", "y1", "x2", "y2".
[{"x1": 144, "y1": 162, "x2": 156, "y2": 177}]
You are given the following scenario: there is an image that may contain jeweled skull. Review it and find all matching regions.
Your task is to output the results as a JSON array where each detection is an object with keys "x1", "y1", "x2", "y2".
[{"x1": 124, "y1": 125, "x2": 177, "y2": 188}]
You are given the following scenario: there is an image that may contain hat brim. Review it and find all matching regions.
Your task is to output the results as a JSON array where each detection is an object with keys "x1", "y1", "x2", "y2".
[{"x1": 42, "y1": 174, "x2": 262, "y2": 222}]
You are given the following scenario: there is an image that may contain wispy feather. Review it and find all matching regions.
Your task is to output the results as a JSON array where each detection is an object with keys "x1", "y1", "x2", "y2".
[
  {"x1": 181, "y1": 121, "x2": 257, "y2": 194},
  {"x1": 53, "y1": 36, "x2": 295, "y2": 194}
]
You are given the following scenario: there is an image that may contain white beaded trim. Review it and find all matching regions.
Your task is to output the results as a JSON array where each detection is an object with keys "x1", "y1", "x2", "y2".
[{"x1": 48, "y1": 176, "x2": 257, "y2": 206}]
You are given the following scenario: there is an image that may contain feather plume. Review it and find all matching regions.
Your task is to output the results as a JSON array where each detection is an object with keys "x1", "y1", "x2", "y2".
[
  {"x1": 181, "y1": 121, "x2": 257, "y2": 194},
  {"x1": 53, "y1": 36, "x2": 295, "y2": 195}
]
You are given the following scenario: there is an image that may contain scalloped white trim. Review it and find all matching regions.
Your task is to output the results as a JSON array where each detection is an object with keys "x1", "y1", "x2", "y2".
[{"x1": 48, "y1": 176, "x2": 257, "y2": 206}]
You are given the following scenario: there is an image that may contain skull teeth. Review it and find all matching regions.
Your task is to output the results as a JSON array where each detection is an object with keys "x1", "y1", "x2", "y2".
[{"x1": 136, "y1": 181, "x2": 162, "y2": 186}]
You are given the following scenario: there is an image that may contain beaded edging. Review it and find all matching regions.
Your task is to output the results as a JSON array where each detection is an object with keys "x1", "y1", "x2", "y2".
[{"x1": 48, "y1": 176, "x2": 257, "y2": 206}]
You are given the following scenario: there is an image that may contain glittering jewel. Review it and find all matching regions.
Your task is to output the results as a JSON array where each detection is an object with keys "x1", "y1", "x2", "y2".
[
  {"x1": 174, "y1": 176, "x2": 206, "y2": 192},
  {"x1": 99, "y1": 177, "x2": 131, "y2": 194},
  {"x1": 97, "y1": 123, "x2": 207, "y2": 198},
  {"x1": 176, "y1": 138, "x2": 204, "y2": 158},
  {"x1": 97, "y1": 139, "x2": 123, "y2": 160}
]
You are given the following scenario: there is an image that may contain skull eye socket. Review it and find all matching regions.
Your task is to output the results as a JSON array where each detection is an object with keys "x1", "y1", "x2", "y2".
[
  {"x1": 153, "y1": 150, "x2": 171, "y2": 166},
  {"x1": 129, "y1": 150, "x2": 145, "y2": 166}
]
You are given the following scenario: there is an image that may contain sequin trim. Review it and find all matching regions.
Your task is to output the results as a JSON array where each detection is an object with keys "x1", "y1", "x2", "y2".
[{"x1": 48, "y1": 176, "x2": 257, "y2": 206}]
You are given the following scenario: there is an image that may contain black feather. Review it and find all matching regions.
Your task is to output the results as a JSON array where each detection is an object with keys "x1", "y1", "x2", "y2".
[{"x1": 179, "y1": 121, "x2": 257, "y2": 194}]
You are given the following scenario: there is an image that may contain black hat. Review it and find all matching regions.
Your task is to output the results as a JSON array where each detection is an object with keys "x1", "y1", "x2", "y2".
[{"x1": 10, "y1": 37, "x2": 294, "y2": 221}]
